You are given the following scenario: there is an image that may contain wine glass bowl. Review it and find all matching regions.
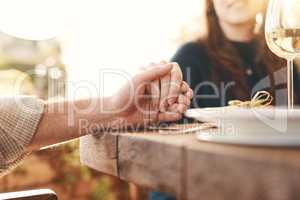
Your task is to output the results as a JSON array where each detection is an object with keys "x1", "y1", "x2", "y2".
[
  {"x1": 265, "y1": 0, "x2": 300, "y2": 109},
  {"x1": 266, "y1": 0, "x2": 300, "y2": 59}
]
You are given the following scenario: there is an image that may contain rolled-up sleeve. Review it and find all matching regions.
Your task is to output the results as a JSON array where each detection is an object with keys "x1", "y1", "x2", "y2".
[{"x1": 0, "y1": 96, "x2": 44, "y2": 177}]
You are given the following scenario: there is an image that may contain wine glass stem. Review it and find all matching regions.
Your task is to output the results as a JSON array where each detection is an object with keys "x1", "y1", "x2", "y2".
[{"x1": 287, "y1": 59, "x2": 294, "y2": 109}]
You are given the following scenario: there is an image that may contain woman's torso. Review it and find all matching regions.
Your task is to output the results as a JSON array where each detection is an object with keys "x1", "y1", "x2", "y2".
[{"x1": 172, "y1": 41, "x2": 300, "y2": 108}]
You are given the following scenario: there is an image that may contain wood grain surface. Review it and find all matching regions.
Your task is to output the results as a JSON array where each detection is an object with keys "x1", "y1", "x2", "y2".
[{"x1": 80, "y1": 123, "x2": 300, "y2": 200}]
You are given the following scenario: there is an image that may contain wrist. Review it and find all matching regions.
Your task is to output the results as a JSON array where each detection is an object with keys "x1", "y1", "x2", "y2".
[{"x1": 75, "y1": 97, "x2": 126, "y2": 133}]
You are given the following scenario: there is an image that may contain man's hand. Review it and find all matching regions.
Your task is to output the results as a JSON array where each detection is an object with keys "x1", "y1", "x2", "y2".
[{"x1": 30, "y1": 62, "x2": 193, "y2": 150}]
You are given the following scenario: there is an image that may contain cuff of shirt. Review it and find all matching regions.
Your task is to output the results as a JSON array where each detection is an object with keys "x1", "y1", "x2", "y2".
[{"x1": 0, "y1": 96, "x2": 44, "y2": 166}]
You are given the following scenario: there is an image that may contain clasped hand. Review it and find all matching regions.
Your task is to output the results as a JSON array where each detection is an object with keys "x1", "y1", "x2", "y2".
[
  {"x1": 29, "y1": 61, "x2": 193, "y2": 150},
  {"x1": 111, "y1": 61, "x2": 193, "y2": 128}
]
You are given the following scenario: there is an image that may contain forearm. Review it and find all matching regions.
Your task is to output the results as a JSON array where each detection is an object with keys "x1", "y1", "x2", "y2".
[{"x1": 28, "y1": 97, "x2": 120, "y2": 151}]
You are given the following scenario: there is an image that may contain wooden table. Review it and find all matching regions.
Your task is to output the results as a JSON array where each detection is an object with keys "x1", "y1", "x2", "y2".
[{"x1": 80, "y1": 123, "x2": 300, "y2": 200}]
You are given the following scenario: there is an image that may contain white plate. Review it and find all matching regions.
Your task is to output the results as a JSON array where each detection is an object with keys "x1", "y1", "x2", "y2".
[
  {"x1": 196, "y1": 130, "x2": 300, "y2": 147},
  {"x1": 185, "y1": 107, "x2": 300, "y2": 146}
]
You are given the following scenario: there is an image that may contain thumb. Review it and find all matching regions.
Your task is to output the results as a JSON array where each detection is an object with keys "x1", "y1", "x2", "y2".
[{"x1": 138, "y1": 63, "x2": 172, "y2": 82}]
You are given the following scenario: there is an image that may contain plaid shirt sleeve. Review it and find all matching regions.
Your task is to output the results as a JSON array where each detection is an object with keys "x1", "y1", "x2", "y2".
[{"x1": 0, "y1": 96, "x2": 44, "y2": 177}]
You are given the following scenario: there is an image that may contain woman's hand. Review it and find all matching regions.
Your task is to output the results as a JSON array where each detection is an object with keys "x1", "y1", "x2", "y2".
[
  {"x1": 153, "y1": 61, "x2": 193, "y2": 115},
  {"x1": 159, "y1": 61, "x2": 183, "y2": 112}
]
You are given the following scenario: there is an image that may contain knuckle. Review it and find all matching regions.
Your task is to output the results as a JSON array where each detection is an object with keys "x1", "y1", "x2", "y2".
[
  {"x1": 171, "y1": 62, "x2": 183, "y2": 79},
  {"x1": 171, "y1": 71, "x2": 182, "y2": 81}
]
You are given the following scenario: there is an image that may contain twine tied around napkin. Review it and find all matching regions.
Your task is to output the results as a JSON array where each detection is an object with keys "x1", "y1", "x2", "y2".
[{"x1": 228, "y1": 91, "x2": 273, "y2": 108}]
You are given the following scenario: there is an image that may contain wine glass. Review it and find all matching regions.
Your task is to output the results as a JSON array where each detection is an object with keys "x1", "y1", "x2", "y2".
[{"x1": 265, "y1": 0, "x2": 300, "y2": 109}]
